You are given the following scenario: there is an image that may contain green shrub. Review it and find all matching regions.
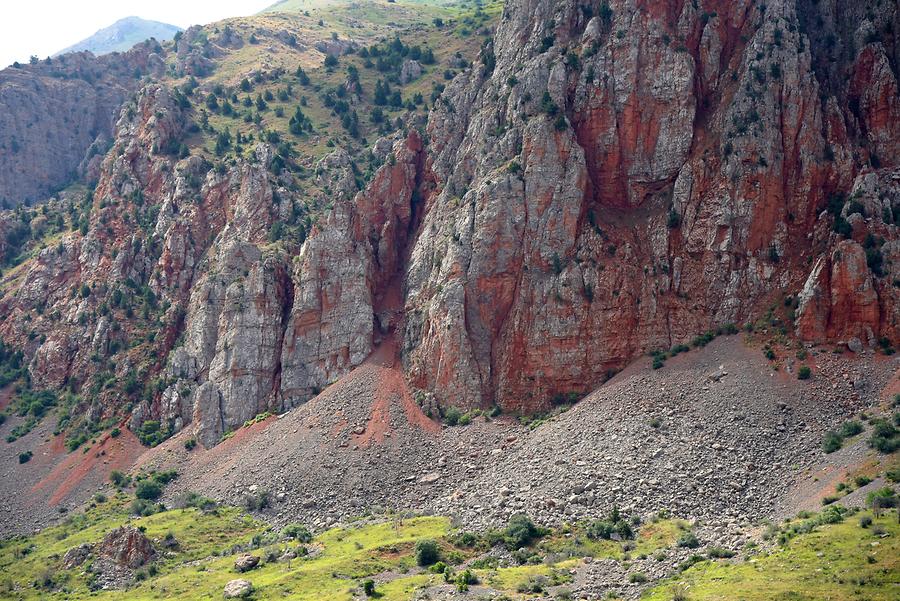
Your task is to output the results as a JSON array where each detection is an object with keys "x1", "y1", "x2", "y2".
[
  {"x1": 452, "y1": 532, "x2": 478, "y2": 547},
  {"x1": 110, "y1": 470, "x2": 130, "y2": 487},
  {"x1": 129, "y1": 498, "x2": 158, "y2": 516},
  {"x1": 586, "y1": 507, "x2": 634, "y2": 540},
  {"x1": 502, "y1": 514, "x2": 547, "y2": 549},
  {"x1": 135, "y1": 480, "x2": 162, "y2": 500},
  {"x1": 840, "y1": 420, "x2": 864, "y2": 438},
  {"x1": 859, "y1": 515, "x2": 872, "y2": 528},
  {"x1": 18, "y1": 451, "x2": 32, "y2": 464},
  {"x1": 677, "y1": 531, "x2": 700, "y2": 549},
  {"x1": 415, "y1": 539, "x2": 441, "y2": 566},
  {"x1": 184, "y1": 438, "x2": 197, "y2": 451},
  {"x1": 822, "y1": 431, "x2": 842, "y2": 454},
  {"x1": 866, "y1": 487, "x2": 897, "y2": 511},
  {"x1": 136, "y1": 420, "x2": 171, "y2": 447},
  {"x1": 362, "y1": 579, "x2": 376, "y2": 597},
  {"x1": 707, "y1": 546, "x2": 736, "y2": 559},
  {"x1": 797, "y1": 366, "x2": 811, "y2": 380},
  {"x1": 854, "y1": 475, "x2": 872, "y2": 487},
  {"x1": 455, "y1": 569, "x2": 478, "y2": 592},
  {"x1": 868, "y1": 419, "x2": 899, "y2": 454},
  {"x1": 282, "y1": 524, "x2": 312, "y2": 543},
  {"x1": 629, "y1": 572, "x2": 648, "y2": 583},
  {"x1": 110, "y1": 427, "x2": 121, "y2": 438},
  {"x1": 442, "y1": 406, "x2": 462, "y2": 426},
  {"x1": 152, "y1": 469, "x2": 179, "y2": 485},
  {"x1": 245, "y1": 490, "x2": 270, "y2": 511},
  {"x1": 174, "y1": 491, "x2": 217, "y2": 511}
]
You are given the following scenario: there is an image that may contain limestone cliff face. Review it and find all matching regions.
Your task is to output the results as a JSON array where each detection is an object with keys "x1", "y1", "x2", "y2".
[
  {"x1": 0, "y1": 42, "x2": 166, "y2": 205},
  {"x1": 0, "y1": 0, "x2": 897, "y2": 444},
  {"x1": 401, "y1": 0, "x2": 899, "y2": 411}
]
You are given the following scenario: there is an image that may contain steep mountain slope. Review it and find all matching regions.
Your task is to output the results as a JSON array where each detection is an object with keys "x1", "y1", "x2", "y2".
[
  {"x1": 55, "y1": 17, "x2": 183, "y2": 57},
  {"x1": 0, "y1": 42, "x2": 167, "y2": 205},
  {"x1": 0, "y1": 0, "x2": 896, "y2": 457}
]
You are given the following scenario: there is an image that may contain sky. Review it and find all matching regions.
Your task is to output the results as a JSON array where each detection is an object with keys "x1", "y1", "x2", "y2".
[{"x1": 0, "y1": 0, "x2": 276, "y2": 68}]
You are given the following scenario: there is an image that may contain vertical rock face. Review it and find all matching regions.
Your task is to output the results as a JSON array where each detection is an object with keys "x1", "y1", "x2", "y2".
[
  {"x1": 0, "y1": 42, "x2": 166, "y2": 204},
  {"x1": 401, "y1": 0, "x2": 899, "y2": 411},
  {"x1": 280, "y1": 132, "x2": 424, "y2": 406}
]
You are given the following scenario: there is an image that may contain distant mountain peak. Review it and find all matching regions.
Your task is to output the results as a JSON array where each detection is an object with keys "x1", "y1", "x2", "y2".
[{"x1": 55, "y1": 16, "x2": 182, "y2": 57}]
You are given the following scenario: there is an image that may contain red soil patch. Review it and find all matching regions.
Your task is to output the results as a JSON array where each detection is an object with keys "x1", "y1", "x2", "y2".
[
  {"x1": 355, "y1": 336, "x2": 440, "y2": 448},
  {"x1": 32, "y1": 426, "x2": 144, "y2": 506}
]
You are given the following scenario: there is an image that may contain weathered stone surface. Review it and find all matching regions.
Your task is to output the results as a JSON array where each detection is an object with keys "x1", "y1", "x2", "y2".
[
  {"x1": 234, "y1": 554, "x2": 259, "y2": 572},
  {"x1": 223, "y1": 579, "x2": 253, "y2": 598},
  {"x1": 400, "y1": 0, "x2": 899, "y2": 411},
  {"x1": 98, "y1": 526, "x2": 155, "y2": 569},
  {"x1": 62, "y1": 543, "x2": 92, "y2": 568}
]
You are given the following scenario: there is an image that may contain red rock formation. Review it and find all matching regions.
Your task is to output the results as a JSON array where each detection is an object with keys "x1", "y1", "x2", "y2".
[{"x1": 0, "y1": 0, "x2": 897, "y2": 438}]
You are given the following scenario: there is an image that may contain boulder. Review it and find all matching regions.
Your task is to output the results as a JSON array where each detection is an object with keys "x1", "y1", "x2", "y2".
[
  {"x1": 224, "y1": 579, "x2": 254, "y2": 598},
  {"x1": 98, "y1": 526, "x2": 155, "y2": 568},
  {"x1": 62, "y1": 543, "x2": 92, "y2": 568},
  {"x1": 234, "y1": 554, "x2": 260, "y2": 572}
]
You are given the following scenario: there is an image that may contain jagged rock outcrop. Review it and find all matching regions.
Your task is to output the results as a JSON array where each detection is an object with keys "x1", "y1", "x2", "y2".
[
  {"x1": 0, "y1": 41, "x2": 166, "y2": 204},
  {"x1": 98, "y1": 525, "x2": 155, "y2": 568},
  {"x1": 401, "y1": 0, "x2": 899, "y2": 410}
]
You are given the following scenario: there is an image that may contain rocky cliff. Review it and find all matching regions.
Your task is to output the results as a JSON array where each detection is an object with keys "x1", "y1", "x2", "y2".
[
  {"x1": 0, "y1": 0, "x2": 897, "y2": 446},
  {"x1": 401, "y1": 0, "x2": 899, "y2": 410},
  {"x1": 0, "y1": 41, "x2": 167, "y2": 205}
]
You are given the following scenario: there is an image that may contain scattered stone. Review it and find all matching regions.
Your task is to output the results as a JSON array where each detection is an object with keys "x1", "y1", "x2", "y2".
[
  {"x1": 224, "y1": 579, "x2": 253, "y2": 598},
  {"x1": 234, "y1": 554, "x2": 260, "y2": 573}
]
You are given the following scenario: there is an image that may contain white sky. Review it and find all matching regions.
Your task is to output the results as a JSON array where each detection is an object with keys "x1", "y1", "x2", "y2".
[{"x1": 0, "y1": 0, "x2": 276, "y2": 68}]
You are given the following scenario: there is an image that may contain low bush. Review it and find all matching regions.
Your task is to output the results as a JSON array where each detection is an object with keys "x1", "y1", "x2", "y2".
[
  {"x1": 822, "y1": 431, "x2": 842, "y2": 454},
  {"x1": 442, "y1": 406, "x2": 462, "y2": 426},
  {"x1": 586, "y1": 507, "x2": 634, "y2": 541},
  {"x1": 854, "y1": 475, "x2": 872, "y2": 487},
  {"x1": 362, "y1": 579, "x2": 376, "y2": 597},
  {"x1": 677, "y1": 531, "x2": 700, "y2": 549},
  {"x1": 174, "y1": 491, "x2": 217, "y2": 511},
  {"x1": 135, "y1": 480, "x2": 162, "y2": 501},
  {"x1": 245, "y1": 490, "x2": 270, "y2": 511},
  {"x1": 797, "y1": 366, "x2": 811, "y2": 380},
  {"x1": 415, "y1": 538, "x2": 440, "y2": 566},
  {"x1": 282, "y1": 524, "x2": 312, "y2": 543},
  {"x1": 455, "y1": 569, "x2": 478, "y2": 591},
  {"x1": 839, "y1": 420, "x2": 864, "y2": 438},
  {"x1": 18, "y1": 451, "x2": 32, "y2": 464},
  {"x1": 866, "y1": 487, "x2": 897, "y2": 512},
  {"x1": 707, "y1": 546, "x2": 736, "y2": 559},
  {"x1": 129, "y1": 498, "x2": 159, "y2": 516},
  {"x1": 868, "y1": 419, "x2": 899, "y2": 454}
]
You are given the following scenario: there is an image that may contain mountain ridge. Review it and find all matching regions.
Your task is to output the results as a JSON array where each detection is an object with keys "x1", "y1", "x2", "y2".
[{"x1": 54, "y1": 16, "x2": 182, "y2": 57}]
